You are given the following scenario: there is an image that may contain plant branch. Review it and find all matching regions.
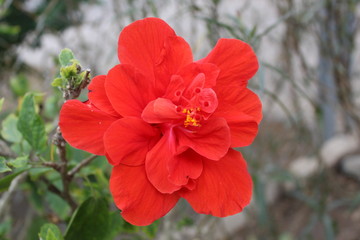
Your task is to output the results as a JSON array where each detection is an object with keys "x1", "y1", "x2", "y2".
[
  {"x1": 64, "y1": 68, "x2": 91, "y2": 100},
  {"x1": 42, "y1": 161, "x2": 61, "y2": 171},
  {"x1": 68, "y1": 155, "x2": 97, "y2": 179},
  {"x1": 52, "y1": 126, "x2": 77, "y2": 211},
  {"x1": 44, "y1": 58, "x2": 93, "y2": 212},
  {"x1": 40, "y1": 176, "x2": 77, "y2": 211}
]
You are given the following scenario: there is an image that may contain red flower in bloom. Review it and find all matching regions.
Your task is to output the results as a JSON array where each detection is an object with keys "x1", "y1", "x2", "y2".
[{"x1": 59, "y1": 18, "x2": 262, "y2": 226}]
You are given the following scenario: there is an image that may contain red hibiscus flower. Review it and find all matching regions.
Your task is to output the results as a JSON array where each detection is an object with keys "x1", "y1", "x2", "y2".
[{"x1": 59, "y1": 17, "x2": 262, "y2": 226}]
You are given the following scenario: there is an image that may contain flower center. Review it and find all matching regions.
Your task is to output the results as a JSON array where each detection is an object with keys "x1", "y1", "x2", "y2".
[{"x1": 182, "y1": 108, "x2": 201, "y2": 127}]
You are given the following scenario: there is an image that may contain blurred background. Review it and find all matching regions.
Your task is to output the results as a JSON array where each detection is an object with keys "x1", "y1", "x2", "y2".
[{"x1": 1, "y1": 0, "x2": 360, "y2": 239}]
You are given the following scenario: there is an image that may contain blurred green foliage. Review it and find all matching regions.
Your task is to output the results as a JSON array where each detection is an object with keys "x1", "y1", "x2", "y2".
[
  {"x1": 0, "y1": 49, "x2": 161, "y2": 240},
  {"x1": 0, "y1": 0, "x2": 91, "y2": 69}
]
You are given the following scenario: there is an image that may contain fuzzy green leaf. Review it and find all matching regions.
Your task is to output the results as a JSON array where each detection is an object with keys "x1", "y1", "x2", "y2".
[
  {"x1": 51, "y1": 77, "x2": 66, "y2": 88},
  {"x1": 10, "y1": 75, "x2": 29, "y2": 97},
  {"x1": 59, "y1": 48, "x2": 75, "y2": 67},
  {"x1": 60, "y1": 64, "x2": 78, "y2": 79},
  {"x1": 0, "y1": 157, "x2": 11, "y2": 173},
  {"x1": 0, "y1": 169, "x2": 27, "y2": 193},
  {"x1": 17, "y1": 93, "x2": 47, "y2": 152},
  {"x1": 7, "y1": 155, "x2": 28, "y2": 168},
  {"x1": 1, "y1": 114, "x2": 22, "y2": 143},
  {"x1": 39, "y1": 223, "x2": 64, "y2": 240},
  {"x1": 64, "y1": 197, "x2": 114, "y2": 240}
]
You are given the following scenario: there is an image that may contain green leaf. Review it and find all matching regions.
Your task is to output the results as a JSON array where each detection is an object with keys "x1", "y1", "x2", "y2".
[
  {"x1": 44, "y1": 95, "x2": 60, "y2": 119},
  {"x1": 26, "y1": 216, "x2": 47, "y2": 240},
  {"x1": 51, "y1": 77, "x2": 66, "y2": 88},
  {"x1": 59, "y1": 49, "x2": 75, "y2": 67},
  {"x1": 0, "y1": 23, "x2": 20, "y2": 35},
  {"x1": 11, "y1": 139, "x2": 32, "y2": 156},
  {"x1": 0, "y1": 169, "x2": 27, "y2": 193},
  {"x1": 1, "y1": 114, "x2": 22, "y2": 143},
  {"x1": 64, "y1": 197, "x2": 114, "y2": 240},
  {"x1": 17, "y1": 93, "x2": 47, "y2": 152},
  {"x1": 107, "y1": 211, "x2": 126, "y2": 239},
  {"x1": 7, "y1": 155, "x2": 28, "y2": 168},
  {"x1": 46, "y1": 192, "x2": 71, "y2": 220},
  {"x1": 39, "y1": 223, "x2": 63, "y2": 240},
  {"x1": 0, "y1": 157, "x2": 11, "y2": 173},
  {"x1": 28, "y1": 167, "x2": 51, "y2": 181},
  {"x1": 60, "y1": 64, "x2": 78, "y2": 80},
  {"x1": 10, "y1": 74, "x2": 29, "y2": 97},
  {"x1": 0, "y1": 97, "x2": 4, "y2": 112}
]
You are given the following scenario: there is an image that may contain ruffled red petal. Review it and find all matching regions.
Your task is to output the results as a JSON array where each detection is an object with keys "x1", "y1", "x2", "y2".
[
  {"x1": 168, "y1": 149, "x2": 203, "y2": 186},
  {"x1": 181, "y1": 149, "x2": 252, "y2": 217},
  {"x1": 145, "y1": 133, "x2": 182, "y2": 193},
  {"x1": 118, "y1": 18, "x2": 176, "y2": 77},
  {"x1": 104, "y1": 117, "x2": 160, "y2": 166},
  {"x1": 198, "y1": 38, "x2": 258, "y2": 90},
  {"x1": 118, "y1": 18, "x2": 193, "y2": 96},
  {"x1": 59, "y1": 100, "x2": 118, "y2": 155},
  {"x1": 105, "y1": 64, "x2": 155, "y2": 117},
  {"x1": 214, "y1": 88, "x2": 262, "y2": 147},
  {"x1": 141, "y1": 98, "x2": 182, "y2": 124},
  {"x1": 88, "y1": 75, "x2": 120, "y2": 117},
  {"x1": 176, "y1": 117, "x2": 230, "y2": 160},
  {"x1": 110, "y1": 164, "x2": 179, "y2": 226},
  {"x1": 154, "y1": 36, "x2": 193, "y2": 93},
  {"x1": 224, "y1": 113, "x2": 259, "y2": 147},
  {"x1": 178, "y1": 63, "x2": 219, "y2": 89}
]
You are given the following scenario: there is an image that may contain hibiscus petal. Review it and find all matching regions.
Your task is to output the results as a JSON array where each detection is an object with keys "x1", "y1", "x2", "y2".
[
  {"x1": 118, "y1": 18, "x2": 176, "y2": 75},
  {"x1": 59, "y1": 100, "x2": 118, "y2": 155},
  {"x1": 213, "y1": 88, "x2": 262, "y2": 147},
  {"x1": 104, "y1": 117, "x2": 160, "y2": 166},
  {"x1": 226, "y1": 114, "x2": 259, "y2": 147},
  {"x1": 234, "y1": 88, "x2": 262, "y2": 124},
  {"x1": 198, "y1": 38, "x2": 258, "y2": 89},
  {"x1": 178, "y1": 63, "x2": 219, "y2": 89},
  {"x1": 105, "y1": 64, "x2": 155, "y2": 117},
  {"x1": 110, "y1": 164, "x2": 180, "y2": 226},
  {"x1": 88, "y1": 75, "x2": 119, "y2": 117},
  {"x1": 155, "y1": 36, "x2": 193, "y2": 89},
  {"x1": 181, "y1": 149, "x2": 252, "y2": 217},
  {"x1": 176, "y1": 117, "x2": 230, "y2": 160},
  {"x1": 216, "y1": 88, "x2": 262, "y2": 124},
  {"x1": 168, "y1": 149, "x2": 203, "y2": 186},
  {"x1": 146, "y1": 133, "x2": 182, "y2": 194},
  {"x1": 142, "y1": 98, "x2": 182, "y2": 124}
]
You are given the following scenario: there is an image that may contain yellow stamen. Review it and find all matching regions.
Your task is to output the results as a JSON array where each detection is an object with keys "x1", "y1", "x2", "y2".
[{"x1": 183, "y1": 108, "x2": 201, "y2": 127}]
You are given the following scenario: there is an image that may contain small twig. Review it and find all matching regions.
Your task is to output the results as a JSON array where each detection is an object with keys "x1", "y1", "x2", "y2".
[
  {"x1": 40, "y1": 176, "x2": 62, "y2": 196},
  {"x1": 40, "y1": 176, "x2": 77, "y2": 211},
  {"x1": 46, "y1": 61, "x2": 93, "y2": 212},
  {"x1": 79, "y1": 69, "x2": 91, "y2": 90},
  {"x1": 51, "y1": 127, "x2": 78, "y2": 211},
  {"x1": 68, "y1": 155, "x2": 97, "y2": 179},
  {"x1": 42, "y1": 162, "x2": 61, "y2": 172},
  {"x1": 64, "y1": 68, "x2": 91, "y2": 100},
  {"x1": 40, "y1": 154, "x2": 97, "y2": 211}
]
